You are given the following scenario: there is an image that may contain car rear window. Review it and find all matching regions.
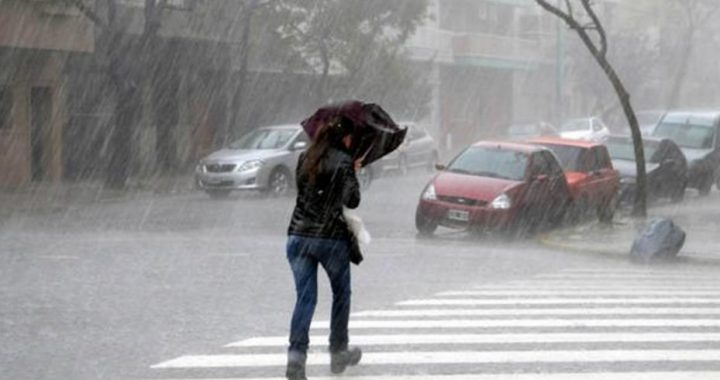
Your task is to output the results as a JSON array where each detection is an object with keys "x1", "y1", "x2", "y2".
[
  {"x1": 539, "y1": 144, "x2": 584, "y2": 171},
  {"x1": 653, "y1": 122, "x2": 715, "y2": 150},
  {"x1": 448, "y1": 146, "x2": 528, "y2": 181}
]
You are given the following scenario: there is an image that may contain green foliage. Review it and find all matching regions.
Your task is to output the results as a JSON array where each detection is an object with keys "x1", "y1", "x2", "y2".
[{"x1": 275, "y1": 0, "x2": 431, "y2": 117}]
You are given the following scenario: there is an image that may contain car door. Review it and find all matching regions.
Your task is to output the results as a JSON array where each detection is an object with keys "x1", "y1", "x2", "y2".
[
  {"x1": 542, "y1": 150, "x2": 572, "y2": 221},
  {"x1": 590, "y1": 146, "x2": 619, "y2": 203},
  {"x1": 523, "y1": 152, "x2": 555, "y2": 213}
]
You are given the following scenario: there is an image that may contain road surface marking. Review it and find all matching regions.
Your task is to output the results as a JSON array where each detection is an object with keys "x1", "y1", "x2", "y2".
[
  {"x1": 537, "y1": 273, "x2": 720, "y2": 280},
  {"x1": 151, "y1": 349, "x2": 720, "y2": 368},
  {"x1": 438, "y1": 290, "x2": 720, "y2": 297},
  {"x1": 472, "y1": 284, "x2": 720, "y2": 290},
  {"x1": 138, "y1": 373, "x2": 720, "y2": 380},
  {"x1": 310, "y1": 318, "x2": 720, "y2": 329},
  {"x1": 226, "y1": 332, "x2": 720, "y2": 347},
  {"x1": 398, "y1": 297, "x2": 720, "y2": 306},
  {"x1": 351, "y1": 307, "x2": 720, "y2": 317}
]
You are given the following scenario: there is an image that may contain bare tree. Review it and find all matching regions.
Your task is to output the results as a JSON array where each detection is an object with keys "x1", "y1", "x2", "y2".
[{"x1": 536, "y1": 0, "x2": 647, "y2": 217}]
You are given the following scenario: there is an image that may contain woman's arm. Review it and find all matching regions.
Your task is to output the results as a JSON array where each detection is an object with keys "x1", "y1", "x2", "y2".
[{"x1": 342, "y1": 157, "x2": 361, "y2": 209}]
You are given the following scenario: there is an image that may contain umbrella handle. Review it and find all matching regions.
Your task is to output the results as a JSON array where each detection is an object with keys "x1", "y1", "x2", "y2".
[{"x1": 358, "y1": 142, "x2": 374, "y2": 164}]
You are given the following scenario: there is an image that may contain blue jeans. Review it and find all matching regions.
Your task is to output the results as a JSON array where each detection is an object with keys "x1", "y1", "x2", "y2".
[{"x1": 286, "y1": 235, "x2": 352, "y2": 357}]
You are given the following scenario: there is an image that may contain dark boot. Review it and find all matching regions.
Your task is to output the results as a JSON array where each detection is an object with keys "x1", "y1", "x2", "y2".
[
  {"x1": 286, "y1": 351, "x2": 307, "y2": 380},
  {"x1": 330, "y1": 346, "x2": 362, "y2": 374}
]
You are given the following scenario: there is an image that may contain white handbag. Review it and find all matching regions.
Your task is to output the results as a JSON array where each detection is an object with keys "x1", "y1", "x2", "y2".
[{"x1": 342, "y1": 207, "x2": 371, "y2": 245}]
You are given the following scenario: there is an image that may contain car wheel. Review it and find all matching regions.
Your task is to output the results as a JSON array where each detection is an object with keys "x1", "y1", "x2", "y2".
[
  {"x1": 358, "y1": 166, "x2": 373, "y2": 189},
  {"x1": 206, "y1": 189, "x2": 230, "y2": 200},
  {"x1": 570, "y1": 194, "x2": 589, "y2": 222},
  {"x1": 398, "y1": 155, "x2": 408, "y2": 175},
  {"x1": 266, "y1": 167, "x2": 291, "y2": 196},
  {"x1": 670, "y1": 181, "x2": 686, "y2": 203},
  {"x1": 510, "y1": 207, "x2": 539, "y2": 239},
  {"x1": 699, "y1": 174, "x2": 713, "y2": 196},
  {"x1": 415, "y1": 210, "x2": 438, "y2": 236},
  {"x1": 597, "y1": 195, "x2": 616, "y2": 224}
]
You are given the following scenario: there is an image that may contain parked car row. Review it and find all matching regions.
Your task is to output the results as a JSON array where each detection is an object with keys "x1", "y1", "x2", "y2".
[
  {"x1": 194, "y1": 121, "x2": 439, "y2": 199},
  {"x1": 415, "y1": 109, "x2": 720, "y2": 237},
  {"x1": 415, "y1": 137, "x2": 620, "y2": 236}
]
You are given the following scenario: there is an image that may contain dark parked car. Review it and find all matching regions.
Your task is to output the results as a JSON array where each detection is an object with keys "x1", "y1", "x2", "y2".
[
  {"x1": 415, "y1": 141, "x2": 571, "y2": 236},
  {"x1": 635, "y1": 110, "x2": 666, "y2": 136},
  {"x1": 605, "y1": 135, "x2": 687, "y2": 205},
  {"x1": 652, "y1": 111, "x2": 720, "y2": 195},
  {"x1": 378, "y1": 121, "x2": 439, "y2": 175}
]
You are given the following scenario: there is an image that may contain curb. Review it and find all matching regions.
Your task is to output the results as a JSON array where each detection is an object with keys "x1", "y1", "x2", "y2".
[{"x1": 537, "y1": 229, "x2": 720, "y2": 267}]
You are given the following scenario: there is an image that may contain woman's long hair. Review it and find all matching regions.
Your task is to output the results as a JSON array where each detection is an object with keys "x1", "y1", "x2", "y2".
[{"x1": 302, "y1": 116, "x2": 355, "y2": 184}]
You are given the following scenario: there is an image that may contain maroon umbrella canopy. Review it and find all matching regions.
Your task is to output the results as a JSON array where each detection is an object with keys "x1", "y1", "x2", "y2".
[{"x1": 301, "y1": 100, "x2": 407, "y2": 167}]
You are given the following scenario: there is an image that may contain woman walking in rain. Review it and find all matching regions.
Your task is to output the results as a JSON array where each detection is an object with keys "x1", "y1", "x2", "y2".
[{"x1": 285, "y1": 116, "x2": 363, "y2": 380}]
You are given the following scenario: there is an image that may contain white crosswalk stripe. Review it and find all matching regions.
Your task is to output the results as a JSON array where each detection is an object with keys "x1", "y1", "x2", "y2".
[{"x1": 147, "y1": 268, "x2": 720, "y2": 379}]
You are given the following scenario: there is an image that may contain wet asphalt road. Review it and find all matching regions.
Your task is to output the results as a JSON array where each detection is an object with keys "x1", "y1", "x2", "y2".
[{"x1": 1, "y1": 170, "x2": 719, "y2": 380}]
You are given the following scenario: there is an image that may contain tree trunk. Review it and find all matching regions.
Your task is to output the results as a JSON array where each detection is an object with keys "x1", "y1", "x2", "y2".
[
  {"x1": 228, "y1": 0, "x2": 259, "y2": 145},
  {"x1": 578, "y1": 33, "x2": 647, "y2": 217},
  {"x1": 104, "y1": 0, "x2": 139, "y2": 189}
]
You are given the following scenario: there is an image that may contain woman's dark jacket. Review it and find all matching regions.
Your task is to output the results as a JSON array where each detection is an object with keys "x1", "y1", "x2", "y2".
[{"x1": 287, "y1": 147, "x2": 360, "y2": 240}]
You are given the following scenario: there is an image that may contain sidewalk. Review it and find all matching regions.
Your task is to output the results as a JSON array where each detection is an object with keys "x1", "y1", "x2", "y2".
[
  {"x1": 540, "y1": 193, "x2": 720, "y2": 263},
  {"x1": 0, "y1": 175, "x2": 195, "y2": 219}
]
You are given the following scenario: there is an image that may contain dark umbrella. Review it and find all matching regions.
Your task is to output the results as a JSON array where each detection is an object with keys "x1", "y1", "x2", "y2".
[{"x1": 301, "y1": 100, "x2": 407, "y2": 167}]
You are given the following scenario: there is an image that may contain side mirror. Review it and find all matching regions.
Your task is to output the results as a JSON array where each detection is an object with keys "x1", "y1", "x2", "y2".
[
  {"x1": 435, "y1": 164, "x2": 446, "y2": 171},
  {"x1": 292, "y1": 141, "x2": 308, "y2": 151}
]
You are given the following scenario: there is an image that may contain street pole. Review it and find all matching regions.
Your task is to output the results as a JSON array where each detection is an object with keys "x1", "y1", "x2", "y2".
[{"x1": 554, "y1": 0, "x2": 564, "y2": 124}]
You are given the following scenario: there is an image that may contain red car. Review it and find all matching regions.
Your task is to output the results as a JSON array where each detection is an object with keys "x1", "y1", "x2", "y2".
[
  {"x1": 528, "y1": 137, "x2": 619, "y2": 222},
  {"x1": 415, "y1": 141, "x2": 572, "y2": 236}
]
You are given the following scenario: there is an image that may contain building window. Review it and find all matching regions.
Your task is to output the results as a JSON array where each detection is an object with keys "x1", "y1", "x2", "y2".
[{"x1": 0, "y1": 86, "x2": 11, "y2": 130}]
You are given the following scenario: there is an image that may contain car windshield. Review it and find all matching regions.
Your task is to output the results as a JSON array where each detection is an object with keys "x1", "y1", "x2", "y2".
[
  {"x1": 229, "y1": 128, "x2": 296, "y2": 150},
  {"x1": 653, "y1": 122, "x2": 715, "y2": 149},
  {"x1": 540, "y1": 144, "x2": 584, "y2": 171},
  {"x1": 606, "y1": 139, "x2": 659, "y2": 162},
  {"x1": 447, "y1": 146, "x2": 528, "y2": 181},
  {"x1": 560, "y1": 119, "x2": 589, "y2": 132}
]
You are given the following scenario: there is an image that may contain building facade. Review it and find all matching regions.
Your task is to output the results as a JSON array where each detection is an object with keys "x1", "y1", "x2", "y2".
[
  {"x1": 0, "y1": 0, "x2": 94, "y2": 187},
  {"x1": 405, "y1": 0, "x2": 557, "y2": 156}
]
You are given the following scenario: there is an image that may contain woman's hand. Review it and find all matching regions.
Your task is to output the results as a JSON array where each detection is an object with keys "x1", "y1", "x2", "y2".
[{"x1": 354, "y1": 158, "x2": 363, "y2": 172}]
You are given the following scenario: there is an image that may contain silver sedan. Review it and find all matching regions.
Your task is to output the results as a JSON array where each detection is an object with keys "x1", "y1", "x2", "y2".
[{"x1": 195, "y1": 125, "x2": 308, "y2": 198}]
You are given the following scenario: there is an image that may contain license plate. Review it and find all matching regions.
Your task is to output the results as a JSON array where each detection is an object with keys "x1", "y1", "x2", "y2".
[{"x1": 447, "y1": 209, "x2": 469, "y2": 222}]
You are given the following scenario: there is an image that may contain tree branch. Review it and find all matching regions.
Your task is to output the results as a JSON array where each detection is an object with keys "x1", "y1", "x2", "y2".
[
  {"x1": 536, "y1": 0, "x2": 580, "y2": 30},
  {"x1": 581, "y1": 0, "x2": 607, "y2": 57}
]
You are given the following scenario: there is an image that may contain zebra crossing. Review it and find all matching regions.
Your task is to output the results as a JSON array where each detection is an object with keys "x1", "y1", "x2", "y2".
[{"x1": 147, "y1": 268, "x2": 720, "y2": 379}]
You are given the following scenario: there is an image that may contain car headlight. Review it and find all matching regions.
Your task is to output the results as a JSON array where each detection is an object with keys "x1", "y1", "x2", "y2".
[
  {"x1": 490, "y1": 193, "x2": 512, "y2": 209},
  {"x1": 196, "y1": 163, "x2": 206, "y2": 173},
  {"x1": 421, "y1": 183, "x2": 437, "y2": 200},
  {"x1": 237, "y1": 160, "x2": 264, "y2": 172}
]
